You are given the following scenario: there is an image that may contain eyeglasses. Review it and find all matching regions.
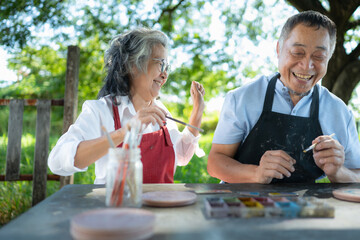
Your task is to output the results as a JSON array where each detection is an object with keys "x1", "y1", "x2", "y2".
[{"x1": 152, "y1": 58, "x2": 171, "y2": 73}]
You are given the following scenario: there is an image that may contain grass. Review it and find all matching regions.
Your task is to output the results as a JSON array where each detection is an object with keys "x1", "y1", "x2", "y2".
[
  {"x1": 0, "y1": 181, "x2": 32, "y2": 226},
  {"x1": 0, "y1": 132, "x2": 61, "y2": 226},
  {"x1": 0, "y1": 106, "x2": 65, "y2": 226},
  {"x1": 0, "y1": 181, "x2": 60, "y2": 226}
]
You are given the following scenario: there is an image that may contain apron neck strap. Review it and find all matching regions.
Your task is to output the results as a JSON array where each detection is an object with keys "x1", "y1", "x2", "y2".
[
  {"x1": 309, "y1": 84, "x2": 319, "y2": 120},
  {"x1": 262, "y1": 73, "x2": 279, "y2": 112},
  {"x1": 262, "y1": 73, "x2": 320, "y2": 120},
  {"x1": 112, "y1": 97, "x2": 121, "y2": 130}
]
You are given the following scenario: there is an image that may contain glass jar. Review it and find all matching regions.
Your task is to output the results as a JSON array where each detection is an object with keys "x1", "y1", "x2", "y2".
[{"x1": 105, "y1": 148, "x2": 142, "y2": 208}]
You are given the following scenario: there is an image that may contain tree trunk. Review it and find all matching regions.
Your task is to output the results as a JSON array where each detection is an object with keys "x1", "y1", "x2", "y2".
[{"x1": 332, "y1": 61, "x2": 360, "y2": 103}]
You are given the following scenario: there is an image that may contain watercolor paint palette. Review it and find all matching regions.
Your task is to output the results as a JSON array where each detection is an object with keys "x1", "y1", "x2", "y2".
[{"x1": 204, "y1": 196, "x2": 334, "y2": 219}]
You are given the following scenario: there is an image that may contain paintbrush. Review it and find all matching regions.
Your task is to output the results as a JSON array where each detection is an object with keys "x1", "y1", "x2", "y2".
[
  {"x1": 166, "y1": 116, "x2": 204, "y2": 132},
  {"x1": 101, "y1": 126, "x2": 115, "y2": 148},
  {"x1": 303, "y1": 133, "x2": 335, "y2": 153}
]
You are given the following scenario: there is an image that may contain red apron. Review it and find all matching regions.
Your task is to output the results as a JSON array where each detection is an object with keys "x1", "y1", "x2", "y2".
[{"x1": 112, "y1": 103, "x2": 175, "y2": 183}]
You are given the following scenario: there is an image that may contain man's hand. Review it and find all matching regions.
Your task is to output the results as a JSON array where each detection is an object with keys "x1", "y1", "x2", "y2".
[
  {"x1": 313, "y1": 135, "x2": 345, "y2": 178},
  {"x1": 255, "y1": 150, "x2": 296, "y2": 184}
]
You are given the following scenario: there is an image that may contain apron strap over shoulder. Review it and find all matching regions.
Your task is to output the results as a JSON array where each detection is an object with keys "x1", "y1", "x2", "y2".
[
  {"x1": 262, "y1": 73, "x2": 280, "y2": 112},
  {"x1": 309, "y1": 84, "x2": 319, "y2": 120}
]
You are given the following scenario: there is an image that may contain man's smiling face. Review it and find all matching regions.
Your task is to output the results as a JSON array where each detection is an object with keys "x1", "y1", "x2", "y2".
[{"x1": 277, "y1": 23, "x2": 331, "y2": 97}]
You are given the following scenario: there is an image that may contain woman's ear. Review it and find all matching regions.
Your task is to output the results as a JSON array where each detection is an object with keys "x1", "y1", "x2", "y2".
[
  {"x1": 130, "y1": 64, "x2": 141, "y2": 81},
  {"x1": 131, "y1": 65, "x2": 138, "y2": 76}
]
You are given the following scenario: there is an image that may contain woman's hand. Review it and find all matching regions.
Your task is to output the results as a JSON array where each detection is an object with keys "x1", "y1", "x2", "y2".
[
  {"x1": 190, "y1": 81, "x2": 205, "y2": 113},
  {"x1": 135, "y1": 105, "x2": 167, "y2": 128},
  {"x1": 188, "y1": 81, "x2": 205, "y2": 136}
]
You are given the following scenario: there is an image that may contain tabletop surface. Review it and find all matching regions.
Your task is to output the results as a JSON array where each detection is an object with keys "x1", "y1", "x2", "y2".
[{"x1": 1, "y1": 182, "x2": 360, "y2": 240}]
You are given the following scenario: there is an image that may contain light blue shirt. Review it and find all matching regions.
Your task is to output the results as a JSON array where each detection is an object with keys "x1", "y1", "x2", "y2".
[{"x1": 213, "y1": 74, "x2": 360, "y2": 169}]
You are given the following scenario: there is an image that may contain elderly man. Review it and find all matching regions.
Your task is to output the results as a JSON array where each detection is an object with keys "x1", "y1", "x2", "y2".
[{"x1": 208, "y1": 10, "x2": 360, "y2": 183}]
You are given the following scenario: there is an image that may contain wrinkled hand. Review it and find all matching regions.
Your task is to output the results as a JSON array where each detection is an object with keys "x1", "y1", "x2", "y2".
[
  {"x1": 190, "y1": 81, "x2": 205, "y2": 113},
  {"x1": 134, "y1": 105, "x2": 167, "y2": 128},
  {"x1": 313, "y1": 135, "x2": 345, "y2": 177},
  {"x1": 255, "y1": 150, "x2": 296, "y2": 184}
]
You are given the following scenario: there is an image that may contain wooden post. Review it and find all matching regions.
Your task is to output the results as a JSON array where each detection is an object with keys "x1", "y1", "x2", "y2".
[
  {"x1": 32, "y1": 100, "x2": 51, "y2": 206},
  {"x1": 60, "y1": 45, "x2": 80, "y2": 187},
  {"x1": 5, "y1": 100, "x2": 24, "y2": 180}
]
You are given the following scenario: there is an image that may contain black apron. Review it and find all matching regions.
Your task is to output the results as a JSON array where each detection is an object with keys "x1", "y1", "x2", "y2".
[{"x1": 234, "y1": 73, "x2": 324, "y2": 183}]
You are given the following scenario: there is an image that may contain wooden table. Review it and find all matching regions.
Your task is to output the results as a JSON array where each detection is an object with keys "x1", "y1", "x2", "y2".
[{"x1": 0, "y1": 183, "x2": 359, "y2": 240}]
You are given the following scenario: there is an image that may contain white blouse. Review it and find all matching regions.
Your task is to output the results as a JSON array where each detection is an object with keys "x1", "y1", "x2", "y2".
[{"x1": 48, "y1": 95, "x2": 204, "y2": 184}]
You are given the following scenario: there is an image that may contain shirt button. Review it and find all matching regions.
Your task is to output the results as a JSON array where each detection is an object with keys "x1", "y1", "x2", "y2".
[{"x1": 149, "y1": 146, "x2": 154, "y2": 150}]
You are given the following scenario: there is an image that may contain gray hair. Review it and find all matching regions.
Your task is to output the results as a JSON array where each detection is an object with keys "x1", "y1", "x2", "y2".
[
  {"x1": 278, "y1": 10, "x2": 337, "y2": 57},
  {"x1": 98, "y1": 27, "x2": 169, "y2": 100}
]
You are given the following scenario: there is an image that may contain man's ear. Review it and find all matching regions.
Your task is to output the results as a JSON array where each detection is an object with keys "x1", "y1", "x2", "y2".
[{"x1": 276, "y1": 41, "x2": 280, "y2": 58}]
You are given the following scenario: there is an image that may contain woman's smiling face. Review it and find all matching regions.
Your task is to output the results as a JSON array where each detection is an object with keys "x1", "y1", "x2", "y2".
[
  {"x1": 131, "y1": 44, "x2": 168, "y2": 101},
  {"x1": 277, "y1": 23, "x2": 331, "y2": 97}
]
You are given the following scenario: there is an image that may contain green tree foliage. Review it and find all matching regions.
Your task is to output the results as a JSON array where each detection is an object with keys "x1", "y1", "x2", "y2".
[
  {"x1": 0, "y1": 45, "x2": 67, "y2": 98},
  {"x1": 0, "y1": 0, "x2": 285, "y2": 104},
  {"x1": 0, "y1": 0, "x2": 70, "y2": 49},
  {"x1": 1, "y1": 1, "x2": 359, "y2": 105}
]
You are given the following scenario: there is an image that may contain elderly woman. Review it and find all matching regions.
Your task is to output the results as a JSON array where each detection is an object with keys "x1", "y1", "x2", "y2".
[{"x1": 48, "y1": 28, "x2": 205, "y2": 184}]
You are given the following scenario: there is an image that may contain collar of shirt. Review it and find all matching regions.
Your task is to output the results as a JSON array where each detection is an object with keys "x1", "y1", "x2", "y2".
[
  {"x1": 275, "y1": 78, "x2": 315, "y2": 111},
  {"x1": 115, "y1": 95, "x2": 136, "y2": 118}
]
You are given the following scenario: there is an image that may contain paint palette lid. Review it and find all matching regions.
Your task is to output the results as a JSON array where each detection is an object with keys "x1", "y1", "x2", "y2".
[
  {"x1": 142, "y1": 191, "x2": 197, "y2": 207},
  {"x1": 70, "y1": 208, "x2": 155, "y2": 240},
  {"x1": 333, "y1": 188, "x2": 360, "y2": 203}
]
